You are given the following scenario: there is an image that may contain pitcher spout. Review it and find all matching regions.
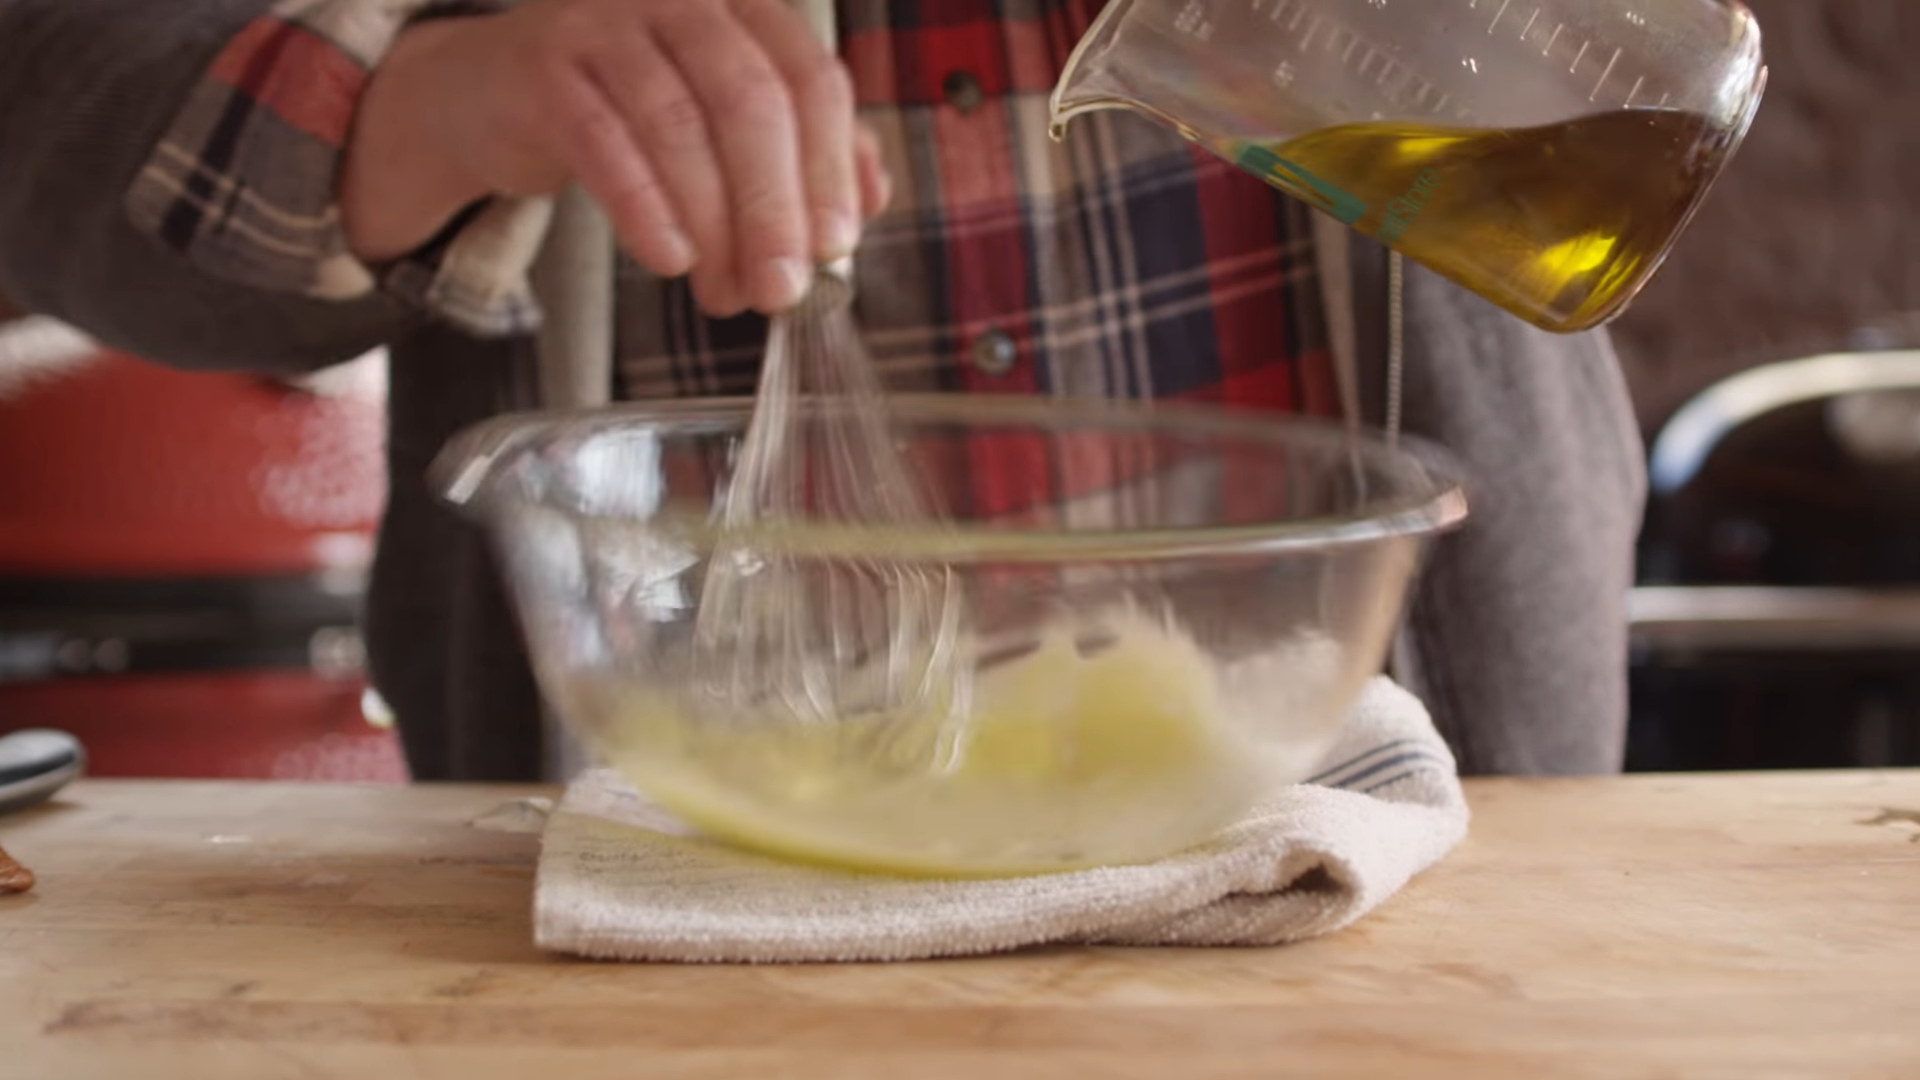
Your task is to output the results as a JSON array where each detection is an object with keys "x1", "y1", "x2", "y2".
[
  {"x1": 1047, "y1": 0, "x2": 1151, "y2": 141},
  {"x1": 1048, "y1": 0, "x2": 1258, "y2": 148}
]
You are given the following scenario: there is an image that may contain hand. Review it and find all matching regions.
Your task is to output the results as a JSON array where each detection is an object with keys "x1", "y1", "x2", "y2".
[{"x1": 340, "y1": 0, "x2": 892, "y2": 317}]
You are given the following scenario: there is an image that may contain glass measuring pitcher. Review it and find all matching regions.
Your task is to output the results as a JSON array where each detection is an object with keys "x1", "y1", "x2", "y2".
[{"x1": 1050, "y1": 0, "x2": 1766, "y2": 333}]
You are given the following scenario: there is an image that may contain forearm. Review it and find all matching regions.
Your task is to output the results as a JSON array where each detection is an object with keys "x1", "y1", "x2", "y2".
[
  {"x1": 0, "y1": 0, "x2": 524, "y2": 374},
  {"x1": 339, "y1": 18, "x2": 495, "y2": 263}
]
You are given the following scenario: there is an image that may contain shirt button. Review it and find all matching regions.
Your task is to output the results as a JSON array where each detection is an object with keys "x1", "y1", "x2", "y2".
[
  {"x1": 970, "y1": 329, "x2": 1017, "y2": 376},
  {"x1": 942, "y1": 70, "x2": 985, "y2": 114}
]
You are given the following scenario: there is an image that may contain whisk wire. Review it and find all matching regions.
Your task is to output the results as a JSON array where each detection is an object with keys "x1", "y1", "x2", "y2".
[{"x1": 690, "y1": 265, "x2": 970, "y2": 764}]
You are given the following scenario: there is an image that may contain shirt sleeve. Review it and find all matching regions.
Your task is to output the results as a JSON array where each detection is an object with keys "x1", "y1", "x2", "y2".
[{"x1": 121, "y1": 0, "x2": 550, "y2": 338}]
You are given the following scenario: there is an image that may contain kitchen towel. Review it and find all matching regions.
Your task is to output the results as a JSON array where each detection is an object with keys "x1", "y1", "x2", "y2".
[{"x1": 533, "y1": 676, "x2": 1469, "y2": 963}]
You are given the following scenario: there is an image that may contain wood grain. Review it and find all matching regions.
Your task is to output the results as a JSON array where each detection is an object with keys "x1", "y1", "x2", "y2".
[{"x1": 3, "y1": 773, "x2": 1917, "y2": 1078}]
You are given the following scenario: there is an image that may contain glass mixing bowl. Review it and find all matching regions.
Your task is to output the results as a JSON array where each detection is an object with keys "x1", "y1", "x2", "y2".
[{"x1": 431, "y1": 394, "x2": 1467, "y2": 876}]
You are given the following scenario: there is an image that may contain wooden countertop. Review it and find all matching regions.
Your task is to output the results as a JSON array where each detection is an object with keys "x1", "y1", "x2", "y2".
[{"x1": 5, "y1": 772, "x2": 1918, "y2": 1078}]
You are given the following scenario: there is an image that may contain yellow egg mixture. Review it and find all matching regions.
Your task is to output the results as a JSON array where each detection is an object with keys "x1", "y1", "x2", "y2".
[{"x1": 585, "y1": 613, "x2": 1266, "y2": 876}]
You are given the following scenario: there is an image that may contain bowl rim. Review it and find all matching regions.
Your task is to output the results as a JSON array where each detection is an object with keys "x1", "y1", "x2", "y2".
[{"x1": 432, "y1": 393, "x2": 1471, "y2": 562}]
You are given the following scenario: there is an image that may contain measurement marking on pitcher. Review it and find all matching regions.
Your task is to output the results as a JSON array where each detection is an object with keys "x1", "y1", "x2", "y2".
[
  {"x1": 1520, "y1": 7, "x2": 1540, "y2": 40},
  {"x1": 1377, "y1": 168, "x2": 1443, "y2": 245},
  {"x1": 1623, "y1": 75, "x2": 1646, "y2": 108},
  {"x1": 1299, "y1": 15, "x2": 1321, "y2": 50},
  {"x1": 1543, "y1": 23, "x2": 1564, "y2": 55},
  {"x1": 1233, "y1": 144, "x2": 1368, "y2": 225},
  {"x1": 1569, "y1": 39, "x2": 1590, "y2": 73},
  {"x1": 1487, "y1": 0, "x2": 1512, "y2": 33},
  {"x1": 1589, "y1": 47, "x2": 1622, "y2": 101}
]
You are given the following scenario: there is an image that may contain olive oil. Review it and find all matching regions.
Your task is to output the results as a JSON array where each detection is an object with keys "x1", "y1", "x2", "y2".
[{"x1": 1224, "y1": 109, "x2": 1735, "y2": 333}]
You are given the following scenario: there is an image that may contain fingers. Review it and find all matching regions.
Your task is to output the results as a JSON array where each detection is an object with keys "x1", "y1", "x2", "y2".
[
  {"x1": 654, "y1": 0, "x2": 812, "y2": 314},
  {"x1": 509, "y1": 0, "x2": 884, "y2": 316},
  {"x1": 729, "y1": 0, "x2": 860, "y2": 262},
  {"x1": 540, "y1": 60, "x2": 696, "y2": 281},
  {"x1": 581, "y1": 21, "x2": 745, "y2": 315}
]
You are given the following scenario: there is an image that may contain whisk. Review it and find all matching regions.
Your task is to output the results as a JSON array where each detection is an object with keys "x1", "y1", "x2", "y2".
[{"x1": 688, "y1": 258, "x2": 972, "y2": 766}]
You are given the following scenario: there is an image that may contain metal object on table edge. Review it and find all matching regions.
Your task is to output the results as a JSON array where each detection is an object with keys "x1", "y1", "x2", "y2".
[{"x1": 0, "y1": 728, "x2": 85, "y2": 816}]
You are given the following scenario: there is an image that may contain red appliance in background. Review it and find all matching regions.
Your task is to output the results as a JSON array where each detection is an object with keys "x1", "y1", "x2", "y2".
[{"x1": 0, "y1": 318, "x2": 405, "y2": 781}]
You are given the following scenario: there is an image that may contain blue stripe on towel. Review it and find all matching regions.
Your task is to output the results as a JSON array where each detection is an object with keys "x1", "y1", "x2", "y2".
[
  {"x1": 1306, "y1": 739, "x2": 1423, "y2": 787},
  {"x1": 1322, "y1": 749, "x2": 1451, "y2": 792}
]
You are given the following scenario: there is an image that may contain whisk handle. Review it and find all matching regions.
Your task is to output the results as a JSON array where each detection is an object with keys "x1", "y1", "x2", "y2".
[{"x1": 530, "y1": 185, "x2": 616, "y2": 409}]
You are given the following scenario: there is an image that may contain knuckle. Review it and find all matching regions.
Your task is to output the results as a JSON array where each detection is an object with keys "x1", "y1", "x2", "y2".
[
  {"x1": 714, "y1": 61, "x2": 790, "y2": 122},
  {"x1": 555, "y1": 100, "x2": 625, "y2": 156},
  {"x1": 734, "y1": 178, "x2": 800, "y2": 234},
  {"x1": 553, "y1": 87, "x2": 608, "y2": 136},
  {"x1": 647, "y1": 91, "x2": 709, "y2": 148},
  {"x1": 605, "y1": 164, "x2": 665, "y2": 208},
  {"x1": 798, "y1": 57, "x2": 854, "y2": 111}
]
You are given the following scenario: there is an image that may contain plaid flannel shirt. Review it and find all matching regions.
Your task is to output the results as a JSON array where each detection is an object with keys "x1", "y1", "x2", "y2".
[
  {"x1": 126, "y1": 0, "x2": 1340, "y2": 434},
  {"x1": 102, "y1": 0, "x2": 1652, "y2": 781}
]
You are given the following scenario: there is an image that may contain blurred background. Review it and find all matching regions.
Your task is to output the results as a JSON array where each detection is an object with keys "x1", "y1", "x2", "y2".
[
  {"x1": 0, "y1": 300, "x2": 404, "y2": 781},
  {"x1": 1606, "y1": 0, "x2": 1920, "y2": 772},
  {"x1": 2, "y1": 0, "x2": 1916, "y2": 781}
]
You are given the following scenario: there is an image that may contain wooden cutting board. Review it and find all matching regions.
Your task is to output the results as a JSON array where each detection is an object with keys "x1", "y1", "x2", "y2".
[{"x1": 3, "y1": 771, "x2": 1917, "y2": 1078}]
